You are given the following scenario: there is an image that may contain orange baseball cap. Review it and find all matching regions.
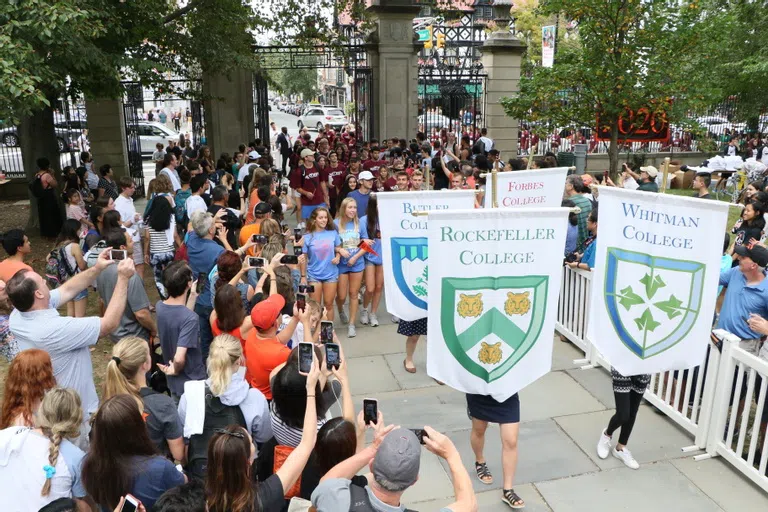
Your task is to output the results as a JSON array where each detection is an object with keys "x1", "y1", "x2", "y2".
[{"x1": 250, "y1": 294, "x2": 286, "y2": 330}]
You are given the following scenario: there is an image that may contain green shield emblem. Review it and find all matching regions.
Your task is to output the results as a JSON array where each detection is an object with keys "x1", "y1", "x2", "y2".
[{"x1": 440, "y1": 276, "x2": 548, "y2": 383}]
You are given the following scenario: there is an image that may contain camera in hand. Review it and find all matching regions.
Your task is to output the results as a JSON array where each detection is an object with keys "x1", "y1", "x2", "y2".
[
  {"x1": 296, "y1": 293, "x2": 307, "y2": 312},
  {"x1": 409, "y1": 428, "x2": 429, "y2": 445},
  {"x1": 280, "y1": 254, "x2": 299, "y2": 265},
  {"x1": 325, "y1": 342, "x2": 340, "y2": 370},
  {"x1": 196, "y1": 273, "x2": 207, "y2": 294},
  {"x1": 293, "y1": 245, "x2": 303, "y2": 257},
  {"x1": 564, "y1": 252, "x2": 578, "y2": 264},
  {"x1": 294, "y1": 227, "x2": 302, "y2": 242},
  {"x1": 298, "y1": 284, "x2": 315, "y2": 294},
  {"x1": 320, "y1": 320, "x2": 334, "y2": 344},
  {"x1": 251, "y1": 234, "x2": 268, "y2": 245},
  {"x1": 298, "y1": 342, "x2": 313, "y2": 374},
  {"x1": 363, "y1": 398, "x2": 378, "y2": 425},
  {"x1": 111, "y1": 249, "x2": 128, "y2": 261},
  {"x1": 248, "y1": 257, "x2": 266, "y2": 268}
]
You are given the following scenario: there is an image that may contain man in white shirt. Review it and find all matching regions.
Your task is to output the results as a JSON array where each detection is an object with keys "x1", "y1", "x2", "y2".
[
  {"x1": 270, "y1": 122, "x2": 279, "y2": 151},
  {"x1": 160, "y1": 152, "x2": 182, "y2": 192},
  {"x1": 8, "y1": 250, "x2": 135, "y2": 448},
  {"x1": 77, "y1": 129, "x2": 90, "y2": 152},
  {"x1": 152, "y1": 143, "x2": 166, "y2": 164},
  {"x1": 185, "y1": 174, "x2": 208, "y2": 219},
  {"x1": 237, "y1": 150, "x2": 260, "y2": 183},
  {"x1": 114, "y1": 176, "x2": 146, "y2": 277}
]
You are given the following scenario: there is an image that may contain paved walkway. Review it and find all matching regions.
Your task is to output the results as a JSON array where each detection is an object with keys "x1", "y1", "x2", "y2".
[{"x1": 336, "y1": 315, "x2": 768, "y2": 511}]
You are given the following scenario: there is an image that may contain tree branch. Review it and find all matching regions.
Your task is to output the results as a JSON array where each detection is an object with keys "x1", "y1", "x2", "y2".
[{"x1": 164, "y1": 0, "x2": 205, "y2": 25}]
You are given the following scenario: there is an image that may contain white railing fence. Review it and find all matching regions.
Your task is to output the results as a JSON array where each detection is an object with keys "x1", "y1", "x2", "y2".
[{"x1": 555, "y1": 265, "x2": 768, "y2": 491}]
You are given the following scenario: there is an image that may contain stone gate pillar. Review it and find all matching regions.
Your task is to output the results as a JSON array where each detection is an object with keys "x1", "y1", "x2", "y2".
[
  {"x1": 366, "y1": 1, "x2": 420, "y2": 140},
  {"x1": 202, "y1": 68, "x2": 255, "y2": 157},
  {"x1": 481, "y1": 30, "x2": 526, "y2": 159},
  {"x1": 85, "y1": 98, "x2": 130, "y2": 179}
]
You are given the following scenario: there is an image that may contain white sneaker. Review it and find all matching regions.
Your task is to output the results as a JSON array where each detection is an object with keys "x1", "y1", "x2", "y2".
[
  {"x1": 369, "y1": 313, "x2": 379, "y2": 327},
  {"x1": 348, "y1": 324, "x2": 357, "y2": 338},
  {"x1": 360, "y1": 308, "x2": 369, "y2": 325},
  {"x1": 391, "y1": 315, "x2": 400, "y2": 324},
  {"x1": 612, "y1": 447, "x2": 639, "y2": 469},
  {"x1": 338, "y1": 307, "x2": 349, "y2": 324},
  {"x1": 596, "y1": 429, "x2": 612, "y2": 459}
]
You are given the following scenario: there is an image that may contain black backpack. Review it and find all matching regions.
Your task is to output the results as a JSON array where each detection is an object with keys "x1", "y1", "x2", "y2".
[
  {"x1": 186, "y1": 385, "x2": 247, "y2": 480},
  {"x1": 349, "y1": 483, "x2": 417, "y2": 512}
]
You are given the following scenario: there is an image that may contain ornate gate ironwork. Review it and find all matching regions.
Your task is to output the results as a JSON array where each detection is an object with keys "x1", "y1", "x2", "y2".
[
  {"x1": 123, "y1": 83, "x2": 145, "y2": 198},
  {"x1": 252, "y1": 36, "x2": 374, "y2": 142},
  {"x1": 418, "y1": 14, "x2": 487, "y2": 140}
]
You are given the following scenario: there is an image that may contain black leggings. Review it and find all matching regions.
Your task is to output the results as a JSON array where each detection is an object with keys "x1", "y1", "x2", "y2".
[{"x1": 606, "y1": 390, "x2": 644, "y2": 445}]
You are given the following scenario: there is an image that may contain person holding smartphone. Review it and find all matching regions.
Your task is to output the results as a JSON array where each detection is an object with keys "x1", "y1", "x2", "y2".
[
  {"x1": 301, "y1": 207, "x2": 342, "y2": 322},
  {"x1": 360, "y1": 195, "x2": 384, "y2": 327},
  {"x1": 334, "y1": 198, "x2": 368, "y2": 338}
]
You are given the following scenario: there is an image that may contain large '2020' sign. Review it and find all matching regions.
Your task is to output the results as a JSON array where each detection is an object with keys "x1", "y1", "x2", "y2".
[{"x1": 596, "y1": 107, "x2": 670, "y2": 142}]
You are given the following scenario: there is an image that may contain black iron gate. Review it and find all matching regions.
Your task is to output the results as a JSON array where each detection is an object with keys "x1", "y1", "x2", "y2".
[
  {"x1": 252, "y1": 38, "x2": 374, "y2": 143},
  {"x1": 418, "y1": 14, "x2": 487, "y2": 141},
  {"x1": 123, "y1": 83, "x2": 145, "y2": 198}
]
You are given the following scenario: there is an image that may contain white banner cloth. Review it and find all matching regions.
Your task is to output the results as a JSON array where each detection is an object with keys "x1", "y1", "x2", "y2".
[
  {"x1": 587, "y1": 187, "x2": 729, "y2": 375},
  {"x1": 379, "y1": 190, "x2": 476, "y2": 321},
  {"x1": 485, "y1": 167, "x2": 569, "y2": 209},
  {"x1": 426, "y1": 207, "x2": 569, "y2": 401}
]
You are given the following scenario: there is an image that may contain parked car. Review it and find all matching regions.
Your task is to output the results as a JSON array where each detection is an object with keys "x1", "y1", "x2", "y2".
[
  {"x1": 135, "y1": 121, "x2": 179, "y2": 155},
  {"x1": 0, "y1": 122, "x2": 82, "y2": 152},
  {"x1": 696, "y1": 116, "x2": 746, "y2": 137},
  {"x1": 417, "y1": 114, "x2": 453, "y2": 132},
  {"x1": 298, "y1": 107, "x2": 347, "y2": 131}
]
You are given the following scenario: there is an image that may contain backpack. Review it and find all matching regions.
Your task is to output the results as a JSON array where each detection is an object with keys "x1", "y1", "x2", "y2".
[
  {"x1": 186, "y1": 385, "x2": 247, "y2": 480},
  {"x1": 175, "y1": 189, "x2": 192, "y2": 226},
  {"x1": 348, "y1": 483, "x2": 417, "y2": 512},
  {"x1": 85, "y1": 240, "x2": 109, "y2": 268},
  {"x1": 44, "y1": 246, "x2": 76, "y2": 289},
  {"x1": 29, "y1": 174, "x2": 45, "y2": 199}
]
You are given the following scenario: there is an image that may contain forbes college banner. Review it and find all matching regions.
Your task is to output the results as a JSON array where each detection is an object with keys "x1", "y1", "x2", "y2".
[
  {"x1": 588, "y1": 187, "x2": 729, "y2": 375},
  {"x1": 379, "y1": 190, "x2": 476, "y2": 321},
  {"x1": 426, "y1": 208, "x2": 569, "y2": 401},
  {"x1": 485, "y1": 167, "x2": 568, "y2": 209}
]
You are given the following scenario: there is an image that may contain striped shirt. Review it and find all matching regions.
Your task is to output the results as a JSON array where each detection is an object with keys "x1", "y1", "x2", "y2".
[{"x1": 149, "y1": 228, "x2": 174, "y2": 254}]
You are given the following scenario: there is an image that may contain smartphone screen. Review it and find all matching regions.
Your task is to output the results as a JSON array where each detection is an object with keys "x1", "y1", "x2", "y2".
[
  {"x1": 294, "y1": 228, "x2": 302, "y2": 242},
  {"x1": 248, "y1": 257, "x2": 265, "y2": 268},
  {"x1": 119, "y1": 495, "x2": 139, "y2": 512},
  {"x1": 298, "y1": 342, "x2": 313, "y2": 374},
  {"x1": 320, "y1": 320, "x2": 334, "y2": 344},
  {"x1": 298, "y1": 284, "x2": 314, "y2": 294},
  {"x1": 281, "y1": 254, "x2": 299, "y2": 265},
  {"x1": 196, "y1": 273, "x2": 207, "y2": 294},
  {"x1": 325, "y1": 342, "x2": 340, "y2": 369},
  {"x1": 296, "y1": 293, "x2": 307, "y2": 312},
  {"x1": 251, "y1": 234, "x2": 268, "y2": 244},
  {"x1": 363, "y1": 398, "x2": 378, "y2": 425},
  {"x1": 293, "y1": 245, "x2": 303, "y2": 257},
  {"x1": 110, "y1": 249, "x2": 127, "y2": 261}
]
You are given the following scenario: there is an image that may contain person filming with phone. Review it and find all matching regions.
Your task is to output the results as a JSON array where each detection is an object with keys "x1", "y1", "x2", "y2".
[
  {"x1": 7, "y1": 248, "x2": 136, "y2": 449},
  {"x1": 311, "y1": 414, "x2": 476, "y2": 512}
]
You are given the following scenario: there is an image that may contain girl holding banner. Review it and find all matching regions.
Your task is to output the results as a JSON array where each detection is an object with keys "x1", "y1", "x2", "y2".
[{"x1": 360, "y1": 195, "x2": 384, "y2": 328}]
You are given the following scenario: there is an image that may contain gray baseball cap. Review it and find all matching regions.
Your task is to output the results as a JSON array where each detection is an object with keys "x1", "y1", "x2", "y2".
[{"x1": 372, "y1": 428, "x2": 421, "y2": 489}]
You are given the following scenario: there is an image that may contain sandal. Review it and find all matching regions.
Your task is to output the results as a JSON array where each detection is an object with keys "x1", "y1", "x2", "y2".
[
  {"x1": 475, "y1": 461, "x2": 493, "y2": 485},
  {"x1": 502, "y1": 489, "x2": 525, "y2": 509}
]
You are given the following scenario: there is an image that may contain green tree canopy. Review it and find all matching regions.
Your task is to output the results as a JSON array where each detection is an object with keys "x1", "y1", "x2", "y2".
[{"x1": 501, "y1": 0, "x2": 712, "y2": 173}]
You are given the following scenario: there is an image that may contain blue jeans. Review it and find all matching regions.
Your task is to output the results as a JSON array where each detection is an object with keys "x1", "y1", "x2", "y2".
[{"x1": 195, "y1": 303, "x2": 214, "y2": 361}]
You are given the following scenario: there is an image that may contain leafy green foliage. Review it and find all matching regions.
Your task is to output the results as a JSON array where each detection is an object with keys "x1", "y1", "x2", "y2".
[
  {"x1": 266, "y1": 68, "x2": 320, "y2": 102},
  {"x1": 501, "y1": 0, "x2": 710, "y2": 172}
]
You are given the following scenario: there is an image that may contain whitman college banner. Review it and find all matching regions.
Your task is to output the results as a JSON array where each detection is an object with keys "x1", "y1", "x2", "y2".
[
  {"x1": 588, "y1": 187, "x2": 729, "y2": 375},
  {"x1": 426, "y1": 208, "x2": 569, "y2": 401},
  {"x1": 379, "y1": 190, "x2": 476, "y2": 321},
  {"x1": 485, "y1": 167, "x2": 569, "y2": 208}
]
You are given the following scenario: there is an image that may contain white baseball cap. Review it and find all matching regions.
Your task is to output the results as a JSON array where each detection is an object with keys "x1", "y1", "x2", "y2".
[
  {"x1": 358, "y1": 171, "x2": 375, "y2": 181},
  {"x1": 247, "y1": 150, "x2": 260, "y2": 160}
]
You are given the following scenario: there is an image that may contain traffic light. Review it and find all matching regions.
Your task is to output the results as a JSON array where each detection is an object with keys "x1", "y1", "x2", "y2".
[
  {"x1": 436, "y1": 32, "x2": 446, "y2": 49},
  {"x1": 424, "y1": 25, "x2": 433, "y2": 50}
]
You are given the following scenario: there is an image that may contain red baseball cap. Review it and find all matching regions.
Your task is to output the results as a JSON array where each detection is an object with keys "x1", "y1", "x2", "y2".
[{"x1": 250, "y1": 294, "x2": 286, "y2": 330}]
